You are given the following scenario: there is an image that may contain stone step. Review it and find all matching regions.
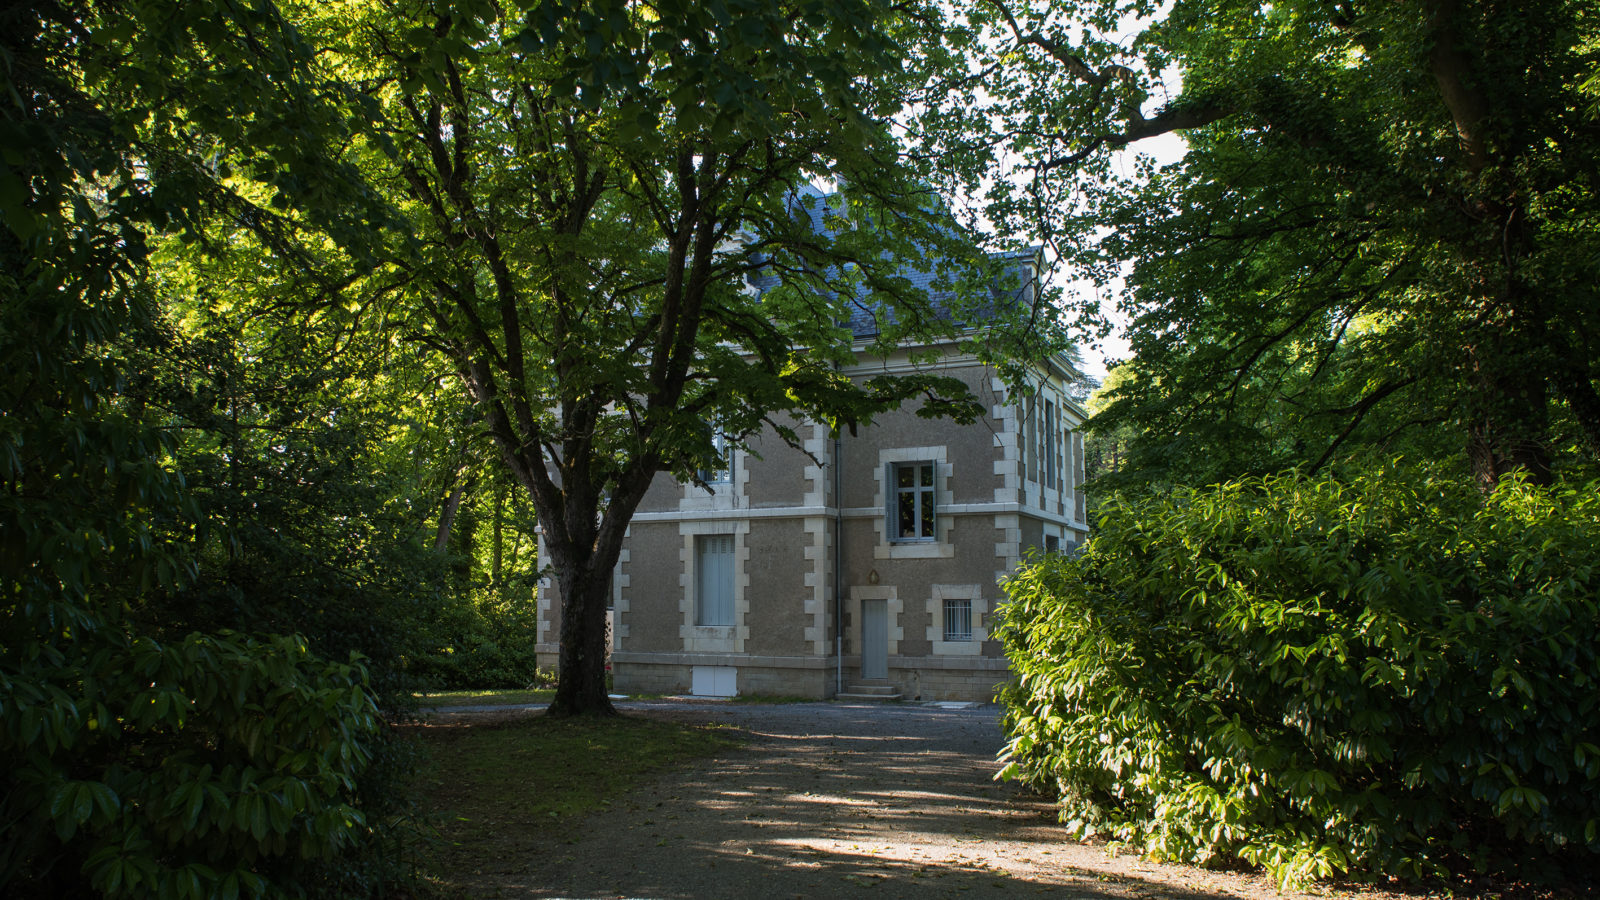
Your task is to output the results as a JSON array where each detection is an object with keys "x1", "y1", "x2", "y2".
[{"x1": 837, "y1": 682, "x2": 902, "y2": 702}]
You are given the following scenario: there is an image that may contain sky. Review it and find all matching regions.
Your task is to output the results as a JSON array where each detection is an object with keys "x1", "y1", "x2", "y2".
[
  {"x1": 1061, "y1": 1, "x2": 1188, "y2": 386},
  {"x1": 1073, "y1": 130, "x2": 1188, "y2": 385}
]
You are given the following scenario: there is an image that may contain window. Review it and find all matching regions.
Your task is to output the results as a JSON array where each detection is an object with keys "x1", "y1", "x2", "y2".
[
  {"x1": 1045, "y1": 400, "x2": 1057, "y2": 489},
  {"x1": 695, "y1": 534, "x2": 734, "y2": 626},
  {"x1": 890, "y1": 461, "x2": 935, "y2": 541},
  {"x1": 928, "y1": 585, "x2": 982, "y2": 653},
  {"x1": 1045, "y1": 534, "x2": 1060, "y2": 553},
  {"x1": 1030, "y1": 397, "x2": 1041, "y2": 482},
  {"x1": 699, "y1": 429, "x2": 731, "y2": 485},
  {"x1": 943, "y1": 597, "x2": 973, "y2": 642}
]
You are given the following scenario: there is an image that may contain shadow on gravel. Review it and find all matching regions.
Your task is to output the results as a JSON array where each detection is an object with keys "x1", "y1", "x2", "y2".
[{"x1": 461, "y1": 702, "x2": 1302, "y2": 900}]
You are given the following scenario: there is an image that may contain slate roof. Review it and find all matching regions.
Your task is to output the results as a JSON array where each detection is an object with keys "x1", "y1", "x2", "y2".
[{"x1": 751, "y1": 185, "x2": 1041, "y2": 339}]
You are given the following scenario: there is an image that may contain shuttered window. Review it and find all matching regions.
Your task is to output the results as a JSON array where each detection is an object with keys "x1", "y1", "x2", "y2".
[
  {"x1": 695, "y1": 535, "x2": 734, "y2": 626},
  {"x1": 1045, "y1": 400, "x2": 1057, "y2": 489}
]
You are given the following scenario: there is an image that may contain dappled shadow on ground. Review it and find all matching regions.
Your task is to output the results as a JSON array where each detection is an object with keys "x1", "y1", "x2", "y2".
[{"x1": 464, "y1": 701, "x2": 1328, "y2": 900}]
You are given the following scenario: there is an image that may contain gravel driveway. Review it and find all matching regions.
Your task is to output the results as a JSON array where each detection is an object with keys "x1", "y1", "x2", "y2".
[{"x1": 462, "y1": 699, "x2": 1406, "y2": 900}]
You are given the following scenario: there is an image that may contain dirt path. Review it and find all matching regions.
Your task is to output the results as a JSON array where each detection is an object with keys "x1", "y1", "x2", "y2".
[{"x1": 463, "y1": 699, "x2": 1414, "y2": 900}]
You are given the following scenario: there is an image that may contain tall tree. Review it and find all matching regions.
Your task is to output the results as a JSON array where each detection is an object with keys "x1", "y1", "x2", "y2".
[
  {"x1": 271, "y1": 0, "x2": 1021, "y2": 715},
  {"x1": 936, "y1": 0, "x2": 1600, "y2": 489},
  {"x1": 1, "y1": 2, "x2": 419, "y2": 894}
]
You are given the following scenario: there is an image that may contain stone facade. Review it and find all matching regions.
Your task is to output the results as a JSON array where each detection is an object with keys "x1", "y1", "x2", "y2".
[{"x1": 536, "y1": 347, "x2": 1088, "y2": 702}]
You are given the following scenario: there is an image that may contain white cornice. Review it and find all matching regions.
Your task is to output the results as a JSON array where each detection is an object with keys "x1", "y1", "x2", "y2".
[{"x1": 629, "y1": 501, "x2": 1085, "y2": 532}]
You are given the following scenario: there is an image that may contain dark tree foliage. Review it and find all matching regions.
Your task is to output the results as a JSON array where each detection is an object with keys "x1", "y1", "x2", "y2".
[
  {"x1": 953, "y1": 6, "x2": 1600, "y2": 890},
  {"x1": 130, "y1": 303, "x2": 458, "y2": 696},
  {"x1": 939, "y1": 0, "x2": 1600, "y2": 490},
  {"x1": 0, "y1": 2, "x2": 429, "y2": 895}
]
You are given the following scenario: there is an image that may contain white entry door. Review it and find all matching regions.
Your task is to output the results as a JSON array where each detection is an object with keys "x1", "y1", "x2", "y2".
[{"x1": 861, "y1": 598, "x2": 888, "y2": 680}]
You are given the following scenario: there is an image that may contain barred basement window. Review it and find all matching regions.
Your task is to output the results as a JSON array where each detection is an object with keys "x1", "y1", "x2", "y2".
[{"x1": 943, "y1": 597, "x2": 973, "y2": 642}]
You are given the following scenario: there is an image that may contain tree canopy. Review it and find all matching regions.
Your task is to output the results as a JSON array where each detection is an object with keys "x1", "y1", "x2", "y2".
[
  {"x1": 0, "y1": 1, "x2": 443, "y2": 894},
  {"x1": 14, "y1": 0, "x2": 1600, "y2": 892},
  {"x1": 938, "y1": 0, "x2": 1600, "y2": 490},
  {"x1": 238, "y1": 0, "x2": 1044, "y2": 714}
]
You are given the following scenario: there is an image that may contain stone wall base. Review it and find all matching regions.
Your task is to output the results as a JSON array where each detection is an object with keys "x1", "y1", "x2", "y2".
[
  {"x1": 614, "y1": 662, "x2": 833, "y2": 699},
  {"x1": 611, "y1": 652, "x2": 1011, "y2": 703}
]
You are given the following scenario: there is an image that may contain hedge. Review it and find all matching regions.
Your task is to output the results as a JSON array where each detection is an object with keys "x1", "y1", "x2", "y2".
[{"x1": 996, "y1": 468, "x2": 1600, "y2": 887}]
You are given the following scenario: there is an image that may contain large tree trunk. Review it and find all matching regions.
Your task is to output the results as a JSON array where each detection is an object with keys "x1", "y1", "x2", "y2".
[
  {"x1": 531, "y1": 460, "x2": 654, "y2": 718},
  {"x1": 547, "y1": 557, "x2": 617, "y2": 717},
  {"x1": 1466, "y1": 409, "x2": 1553, "y2": 491},
  {"x1": 1423, "y1": 0, "x2": 1548, "y2": 488},
  {"x1": 1462, "y1": 306, "x2": 1554, "y2": 490}
]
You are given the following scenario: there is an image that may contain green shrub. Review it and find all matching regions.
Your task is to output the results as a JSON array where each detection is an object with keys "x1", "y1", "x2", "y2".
[
  {"x1": 996, "y1": 467, "x2": 1600, "y2": 887},
  {"x1": 404, "y1": 579, "x2": 548, "y2": 690},
  {"x1": 1, "y1": 627, "x2": 383, "y2": 898}
]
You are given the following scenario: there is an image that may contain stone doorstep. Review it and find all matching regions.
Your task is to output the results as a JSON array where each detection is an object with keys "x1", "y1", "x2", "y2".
[{"x1": 836, "y1": 680, "x2": 903, "y2": 702}]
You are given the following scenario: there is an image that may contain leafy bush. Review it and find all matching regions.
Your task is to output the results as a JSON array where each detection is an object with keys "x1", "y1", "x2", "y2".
[
  {"x1": 2, "y1": 628, "x2": 382, "y2": 898},
  {"x1": 404, "y1": 581, "x2": 550, "y2": 690},
  {"x1": 996, "y1": 467, "x2": 1600, "y2": 887}
]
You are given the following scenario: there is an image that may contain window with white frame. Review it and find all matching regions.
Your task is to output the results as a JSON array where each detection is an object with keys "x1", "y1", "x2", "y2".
[
  {"x1": 1045, "y1": 399, "x2": 1058, "y2": 489},
  {"x1": 889, "y1": 461, "x2": 936, "y2": 541},
  {"x1": 1032, "y1": 397, "x2": 1043, "y2": 482},
  {"x1": 943, "y1": 596, "x2": 973, "y2": 642},
  {"x1": 695, "y1": 534, "x2": 734, "y2": 625},
  {"x1": 928, "y1": 584, "x2": 982, "y2": 653},
  {"x1": 699, "y1": 429, "x2": 732, "y2": 485}
]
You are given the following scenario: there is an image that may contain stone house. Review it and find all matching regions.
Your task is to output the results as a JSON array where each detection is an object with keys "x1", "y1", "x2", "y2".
[{"x1": 533, "y1": 243, "x2": 1089, "y2": 702}]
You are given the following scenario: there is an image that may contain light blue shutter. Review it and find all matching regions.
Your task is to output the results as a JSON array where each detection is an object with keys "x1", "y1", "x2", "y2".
[
  {"x1": 697, "y1": 535, "x2": 734, "y2": 626},
  {"x1": 884, "y1": 463, "x2": 896, "y2": 541}
]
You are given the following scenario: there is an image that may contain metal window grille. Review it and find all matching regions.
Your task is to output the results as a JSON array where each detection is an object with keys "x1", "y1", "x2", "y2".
[{"x1": 943, "y1": 597, "x2": 973, "y2": 642}]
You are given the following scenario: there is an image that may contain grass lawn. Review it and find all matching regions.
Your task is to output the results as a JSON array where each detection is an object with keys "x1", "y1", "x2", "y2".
[
  {"x1": 415, "y1": 688, "x2": 555, "y2": 708},
  {"x1": 405, "y1": 712, "x2": 742, "y2": 893}
]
